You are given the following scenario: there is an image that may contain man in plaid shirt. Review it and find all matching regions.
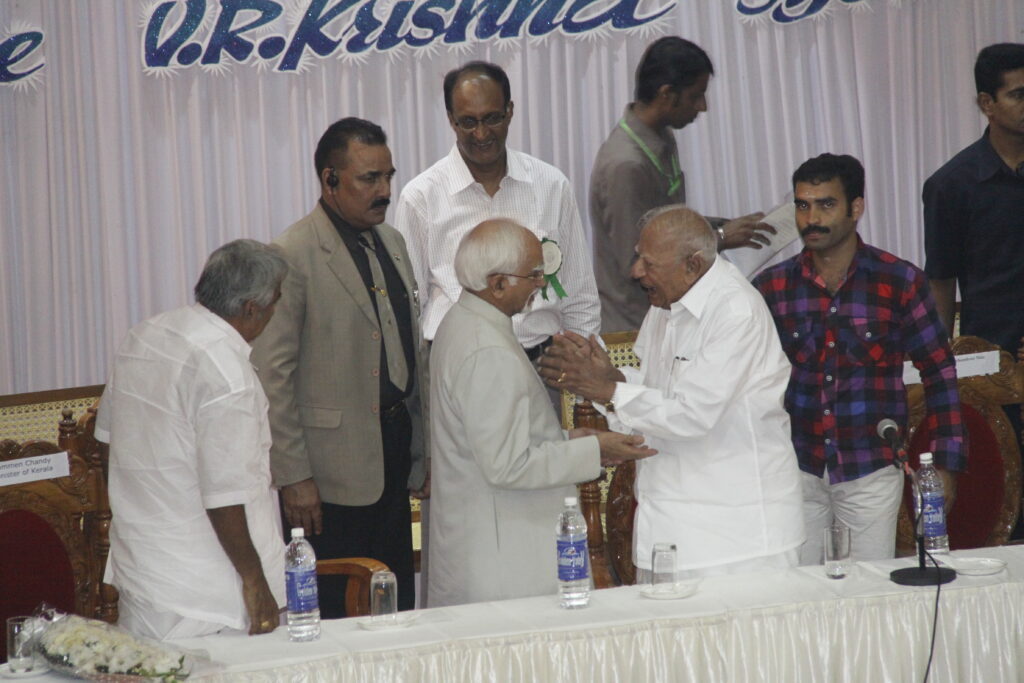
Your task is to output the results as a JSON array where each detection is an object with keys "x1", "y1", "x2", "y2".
[{"x1": 753, "y1": 154, "x2": 965, "y2": 563}]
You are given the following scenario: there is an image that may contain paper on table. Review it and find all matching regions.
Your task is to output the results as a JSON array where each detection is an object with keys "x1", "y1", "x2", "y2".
[{"x1": 722, "y1": 198, "x2": 799, "y2": 279}]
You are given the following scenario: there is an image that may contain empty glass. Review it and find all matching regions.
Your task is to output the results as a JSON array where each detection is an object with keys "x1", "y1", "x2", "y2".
[
  {"x1": 6, "y1": 616, "x2": 35, "y2": 673},
  {"x1": 651, "y1": 543, "x2": 678, "y2": 593},
  {"x1": 824, "y1": 522, "x2": 851, "y2": 579},
  {"x1": 370, "y1": 570, "x2": 398, "y2": 623}
]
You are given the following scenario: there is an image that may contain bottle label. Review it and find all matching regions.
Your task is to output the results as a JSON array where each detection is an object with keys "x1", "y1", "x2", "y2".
[
  {"x1": 286, "y1": 568, "x2": 319, "y2": 612},
  {"x1": 921, "y1": 491, "x2": 947, "y2": 539},
  {"x1": 557, "y1": 539, "x2": 589, "y2": 581}
]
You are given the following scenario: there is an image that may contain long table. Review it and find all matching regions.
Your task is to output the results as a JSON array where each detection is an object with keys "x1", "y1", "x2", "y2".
[{"x1": 29, "y1": 547, "x2": 1024, "y2": 682}]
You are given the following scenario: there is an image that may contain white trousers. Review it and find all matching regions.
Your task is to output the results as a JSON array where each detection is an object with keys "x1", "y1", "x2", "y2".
[
  {"x1": 635, "y1": 548, "x2": 799, "y2": 583},
  {"x1": 798, "y1": 465, "x2": 904, "y2": 565}
]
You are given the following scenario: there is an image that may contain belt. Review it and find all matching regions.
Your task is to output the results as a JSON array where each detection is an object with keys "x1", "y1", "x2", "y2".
[
  {"x1": 381, "y1": 401, "x2": 407, "y2": 421},
  {"x1": 523, "y1": 336, "x2": 553, "y2": 361}
]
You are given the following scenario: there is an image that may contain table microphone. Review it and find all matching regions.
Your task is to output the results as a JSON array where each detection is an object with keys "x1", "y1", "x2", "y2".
[{"x1": 878, "y1": 418, "x2": 957, "y2": 586}]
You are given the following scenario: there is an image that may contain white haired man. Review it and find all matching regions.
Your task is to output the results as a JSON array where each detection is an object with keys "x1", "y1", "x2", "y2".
[
  {"x1": 97, "y1": 239, "x2": 287, "y2": 639},
  {"x1": 427, "y1": 219, "x2": 655, "y2": 607},
  {"x1": 540, "y1": 207, "x2": 804, "y2": 580}
]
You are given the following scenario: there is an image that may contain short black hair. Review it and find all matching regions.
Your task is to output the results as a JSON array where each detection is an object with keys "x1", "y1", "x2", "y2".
[
  {"x1": 314, "y1": 117, "x2": 387, "y2": 175},
  {"x1": 443, "y1": 61, "x2": 512, "y2": 113},
  {"x1": 635, "y1": 37, "x2": 713, "y2": 103},
  {"x1": 792, "y1": 153, "x2": 865, "y2": 206},
  {"x1": 975, "y1": 43, "x2": 1024, "y2": 98}
]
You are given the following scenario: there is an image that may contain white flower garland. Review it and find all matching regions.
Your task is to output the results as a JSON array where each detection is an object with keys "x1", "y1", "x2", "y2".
[{"x1": 37, "y1": 614, "x2": 189, "y2": 682}]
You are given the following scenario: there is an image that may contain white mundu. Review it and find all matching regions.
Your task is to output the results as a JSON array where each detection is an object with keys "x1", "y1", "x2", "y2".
[
  {"x1": 428, "y1": 292, "x2": 600, "y2": 607},
  {"x1": 602, "y1": 257, "x2": 805, "y2": 573}
]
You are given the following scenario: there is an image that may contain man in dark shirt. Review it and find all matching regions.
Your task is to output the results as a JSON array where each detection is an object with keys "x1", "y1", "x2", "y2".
[
  {"x1": 923, "y1": 42, "x2": 1024, "y2": 356},
  {"x1": 755, "y1": 154, "x2": 965, "y2": 564},
  {"x1": 923, "y1": 43, "x2": 1024, "y2": 535},
  {"x1": 251, "y1": 118, "x2": 430, "y2": 615}
]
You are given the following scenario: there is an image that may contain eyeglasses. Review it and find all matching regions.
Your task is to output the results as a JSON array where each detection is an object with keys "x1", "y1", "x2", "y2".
[
  {"x1": 493, "y1": 269, "x2": 545, "y2": 283},
  {"x1": 453, "y1": 109, "x2": 508, "y2": 132}
]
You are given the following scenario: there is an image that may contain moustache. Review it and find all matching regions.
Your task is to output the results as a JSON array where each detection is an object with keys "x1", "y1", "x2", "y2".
[
  {"x1": 800, "y1": 225, "x2": 830, "y2": 237},
  {"x1": 371, "y1": 198, "x2": 391, "y2": 210}
]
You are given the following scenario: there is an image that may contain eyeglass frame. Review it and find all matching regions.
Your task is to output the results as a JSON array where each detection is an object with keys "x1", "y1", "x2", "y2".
[
  {"x1": 451, "y1": 106, "x2": 510, "y2": 132},
  {"x1": 491, "y1": 268, "x2": 545, "y2": 283}
]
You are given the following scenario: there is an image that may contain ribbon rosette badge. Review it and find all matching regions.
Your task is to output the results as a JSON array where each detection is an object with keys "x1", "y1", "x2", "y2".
[{"x1": 540, "y1": 238, "x2": 567, "y2": 300}]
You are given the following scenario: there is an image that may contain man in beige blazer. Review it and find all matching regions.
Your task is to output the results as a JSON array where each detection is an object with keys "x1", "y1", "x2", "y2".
[{"x1": 252, "y1": 118, "x2": 428, "y2": 616}]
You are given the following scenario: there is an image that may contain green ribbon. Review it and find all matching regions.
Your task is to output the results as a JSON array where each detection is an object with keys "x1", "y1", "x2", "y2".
[{"x1": 542, "y1": 273, "x2": 567, "y2": 301}]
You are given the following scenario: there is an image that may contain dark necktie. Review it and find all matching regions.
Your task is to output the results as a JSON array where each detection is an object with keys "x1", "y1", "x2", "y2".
[{"x1": 358, "y1": 234, "x2": 408, "y2": 391}]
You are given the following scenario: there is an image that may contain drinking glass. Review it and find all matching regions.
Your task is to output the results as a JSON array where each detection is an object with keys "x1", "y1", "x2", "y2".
[
  {"x1": 6, "y1": 616, "x2": 35, "y2": 673},
  {"x1": 370, "y1": 570, "x2": 398, "y2": 623},
  {"x1": 651, "y1": 543, "x2": 678, "y2": 593},
  {"x1": 824, "y1": 522, "x2": 851, "y2": 579}
]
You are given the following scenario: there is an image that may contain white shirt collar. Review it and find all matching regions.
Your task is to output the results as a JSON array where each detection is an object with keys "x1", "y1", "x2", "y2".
[
  {"x1": 193, "y1": 302, "x2": 252, "y2": 357},
  {"x1": 669, "y1": 255, "x2": 727, "y2": 322},
  {"x1": 445, "y1": 145, "x2": 531, "y2": 195}
]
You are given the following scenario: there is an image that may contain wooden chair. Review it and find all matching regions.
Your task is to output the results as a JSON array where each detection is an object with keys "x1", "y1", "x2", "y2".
[
  {"x1": 896, "y1": 336, "x2": 1024, "y2": 555},
  {"x1": 0, "y1": 408, "x2": 118, "y2": 660},
  {"x1": 560, "y1": 331, "x2": 640, "y2": 588},
  {"x1": 316, "y1": 557, "x2": 389, "y2": 617}
]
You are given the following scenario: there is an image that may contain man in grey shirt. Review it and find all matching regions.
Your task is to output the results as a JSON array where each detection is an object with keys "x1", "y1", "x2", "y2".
[{"x1": 590, "y1": 37, "x2": 773, "y2": 332}]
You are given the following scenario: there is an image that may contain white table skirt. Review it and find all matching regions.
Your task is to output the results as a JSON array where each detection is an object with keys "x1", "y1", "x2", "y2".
[
  {"x1": 155, "y1": 546, "x2": 1024, "y2": 683},
  {"x1": 28, "y1": 547, "x2": 1024, "y2": 682}
]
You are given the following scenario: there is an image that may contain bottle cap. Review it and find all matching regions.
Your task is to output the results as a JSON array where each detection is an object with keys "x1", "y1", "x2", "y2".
[
  {"x1": 565, "y1": 496, "x2": 577, "y2": 507},
  {"x1": 919, "y1": 452, "x2": 933, "y2": 465},
  {"x1": 291, "y1": 527, "x2": 305, "y2": 539}
]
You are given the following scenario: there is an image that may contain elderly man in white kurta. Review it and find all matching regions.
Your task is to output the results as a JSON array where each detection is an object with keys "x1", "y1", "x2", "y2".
[
  {"x1": 429, "y1": 220, "x2": 655, "y2": 607},
  {"x1": 541, "y1": 207, "x2": 804, "y2": 579},
  {"x1": 97, "y1": 240, "x2": 287, "y2": 639}
]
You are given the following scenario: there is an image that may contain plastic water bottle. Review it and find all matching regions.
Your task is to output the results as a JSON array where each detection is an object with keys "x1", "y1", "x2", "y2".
[
  {"x1": 917, "y1": 453, "x2": 950, "y2": 555},
  {"x1": 285, "y1": 527, "x2": 321, "y2": 641},
  {"x1": 556, "y1": 496, "x2": 591, "y2": 609}
]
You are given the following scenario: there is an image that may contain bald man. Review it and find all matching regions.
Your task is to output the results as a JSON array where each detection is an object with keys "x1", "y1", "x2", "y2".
[
  {"x1": 428, "y1": 219, "x2": 654, "y2": 607},
  {"x1": 541, "y1": 206, "x2": 804, "y2": 580}
]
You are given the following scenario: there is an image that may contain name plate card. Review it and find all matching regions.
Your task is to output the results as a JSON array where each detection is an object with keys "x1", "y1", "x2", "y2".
[
  {"x1": 903, "y1": 350, "x2": 1001, "y2": 386},
  {"x1": 0, "y1": 452, "x2": 71, "y2": 486}
]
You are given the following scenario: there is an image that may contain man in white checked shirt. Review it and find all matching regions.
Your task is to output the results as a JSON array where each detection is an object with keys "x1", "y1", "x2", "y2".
[{"x1": 395, "y1": 61, "x2": 601, "y2": 358}]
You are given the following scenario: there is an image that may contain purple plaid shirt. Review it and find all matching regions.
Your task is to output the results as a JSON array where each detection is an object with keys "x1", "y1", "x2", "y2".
[{"x1": 753, "y1": 239, "x2": 965, "y2": 483}]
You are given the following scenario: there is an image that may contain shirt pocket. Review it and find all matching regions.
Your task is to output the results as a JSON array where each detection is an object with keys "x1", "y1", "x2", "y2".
[
  {"x1": 840, "y1": 317, "x2": 898, "y2": 366},
  {"x1": 779, "y1": 317, "x2": 817, "y2": 366}
]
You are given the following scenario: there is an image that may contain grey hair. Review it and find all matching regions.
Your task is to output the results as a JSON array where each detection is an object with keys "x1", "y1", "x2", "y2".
[
  {"x1": 194, "y1": 239, "x2": 288, "y2": 318},
  {"x1": 454, "y1": 220, "x2": 529, "y2": 291},
  {"x1": 639, "y1": 204, "x2": 717, "y2": 265}
]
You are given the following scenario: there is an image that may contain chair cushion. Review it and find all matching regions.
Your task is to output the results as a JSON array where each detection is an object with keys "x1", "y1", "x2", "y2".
[
  {"x1": 905, "y1": 403, "x2": 1002, "y2": 550},
  {"x1": 0, "y1": 509, "x2": 76, "y2": 660}
]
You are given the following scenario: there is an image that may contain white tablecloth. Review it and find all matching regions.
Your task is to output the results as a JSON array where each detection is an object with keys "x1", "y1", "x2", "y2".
[{"x1": 31, "y1": 547, "x2": 1024, "y2": 682}]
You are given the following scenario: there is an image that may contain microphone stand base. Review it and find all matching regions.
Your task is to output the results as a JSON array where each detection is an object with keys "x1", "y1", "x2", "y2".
[{"x1": 890, "y1": 566, "x2": 957, "y2": 586}]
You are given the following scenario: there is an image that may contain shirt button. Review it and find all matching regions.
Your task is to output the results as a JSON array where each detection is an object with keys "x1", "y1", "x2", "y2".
[
  {"x1": 824, "y1": 409, "x2": 831, "y2": 416},
  {"x1": 825, "y1": 438, "x2": 832, "y2": 445},
  {"x1": 826, "y1": 375, "x2": 833, "y2": 382},
  {"x1": 372, "y1": 331, "x2": 381, "y2": 340},
  {"x1": 372, "y1": 368, "x2": 380, "y2": 377},
  {"x1": 371, "y1": 405, "x2": 380, "y2": 415},
  {"x1": 830, "y1": 306, "x2": 837, "y2": 313},
  {"x1": 828, "y1": 341, "x2": 836, "y2": 348},
  {"x1": 865, "y1": 332, "x2": 872, "y2": 339}
]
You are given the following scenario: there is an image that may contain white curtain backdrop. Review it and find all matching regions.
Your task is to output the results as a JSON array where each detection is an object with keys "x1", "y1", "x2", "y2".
[{"x1": 1, "y1": 0, "x2": 1020, "y2": 394}]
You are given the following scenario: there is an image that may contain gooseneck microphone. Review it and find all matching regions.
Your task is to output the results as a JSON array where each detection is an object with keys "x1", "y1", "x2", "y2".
[{"x1": 876, "y1": 418, "x2": 900, "y2": 446}]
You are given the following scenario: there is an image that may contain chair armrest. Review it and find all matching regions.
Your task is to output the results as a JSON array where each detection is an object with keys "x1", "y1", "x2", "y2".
[{"x1": 316, "y1": 558, "x2": 389, "y2": 617}]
